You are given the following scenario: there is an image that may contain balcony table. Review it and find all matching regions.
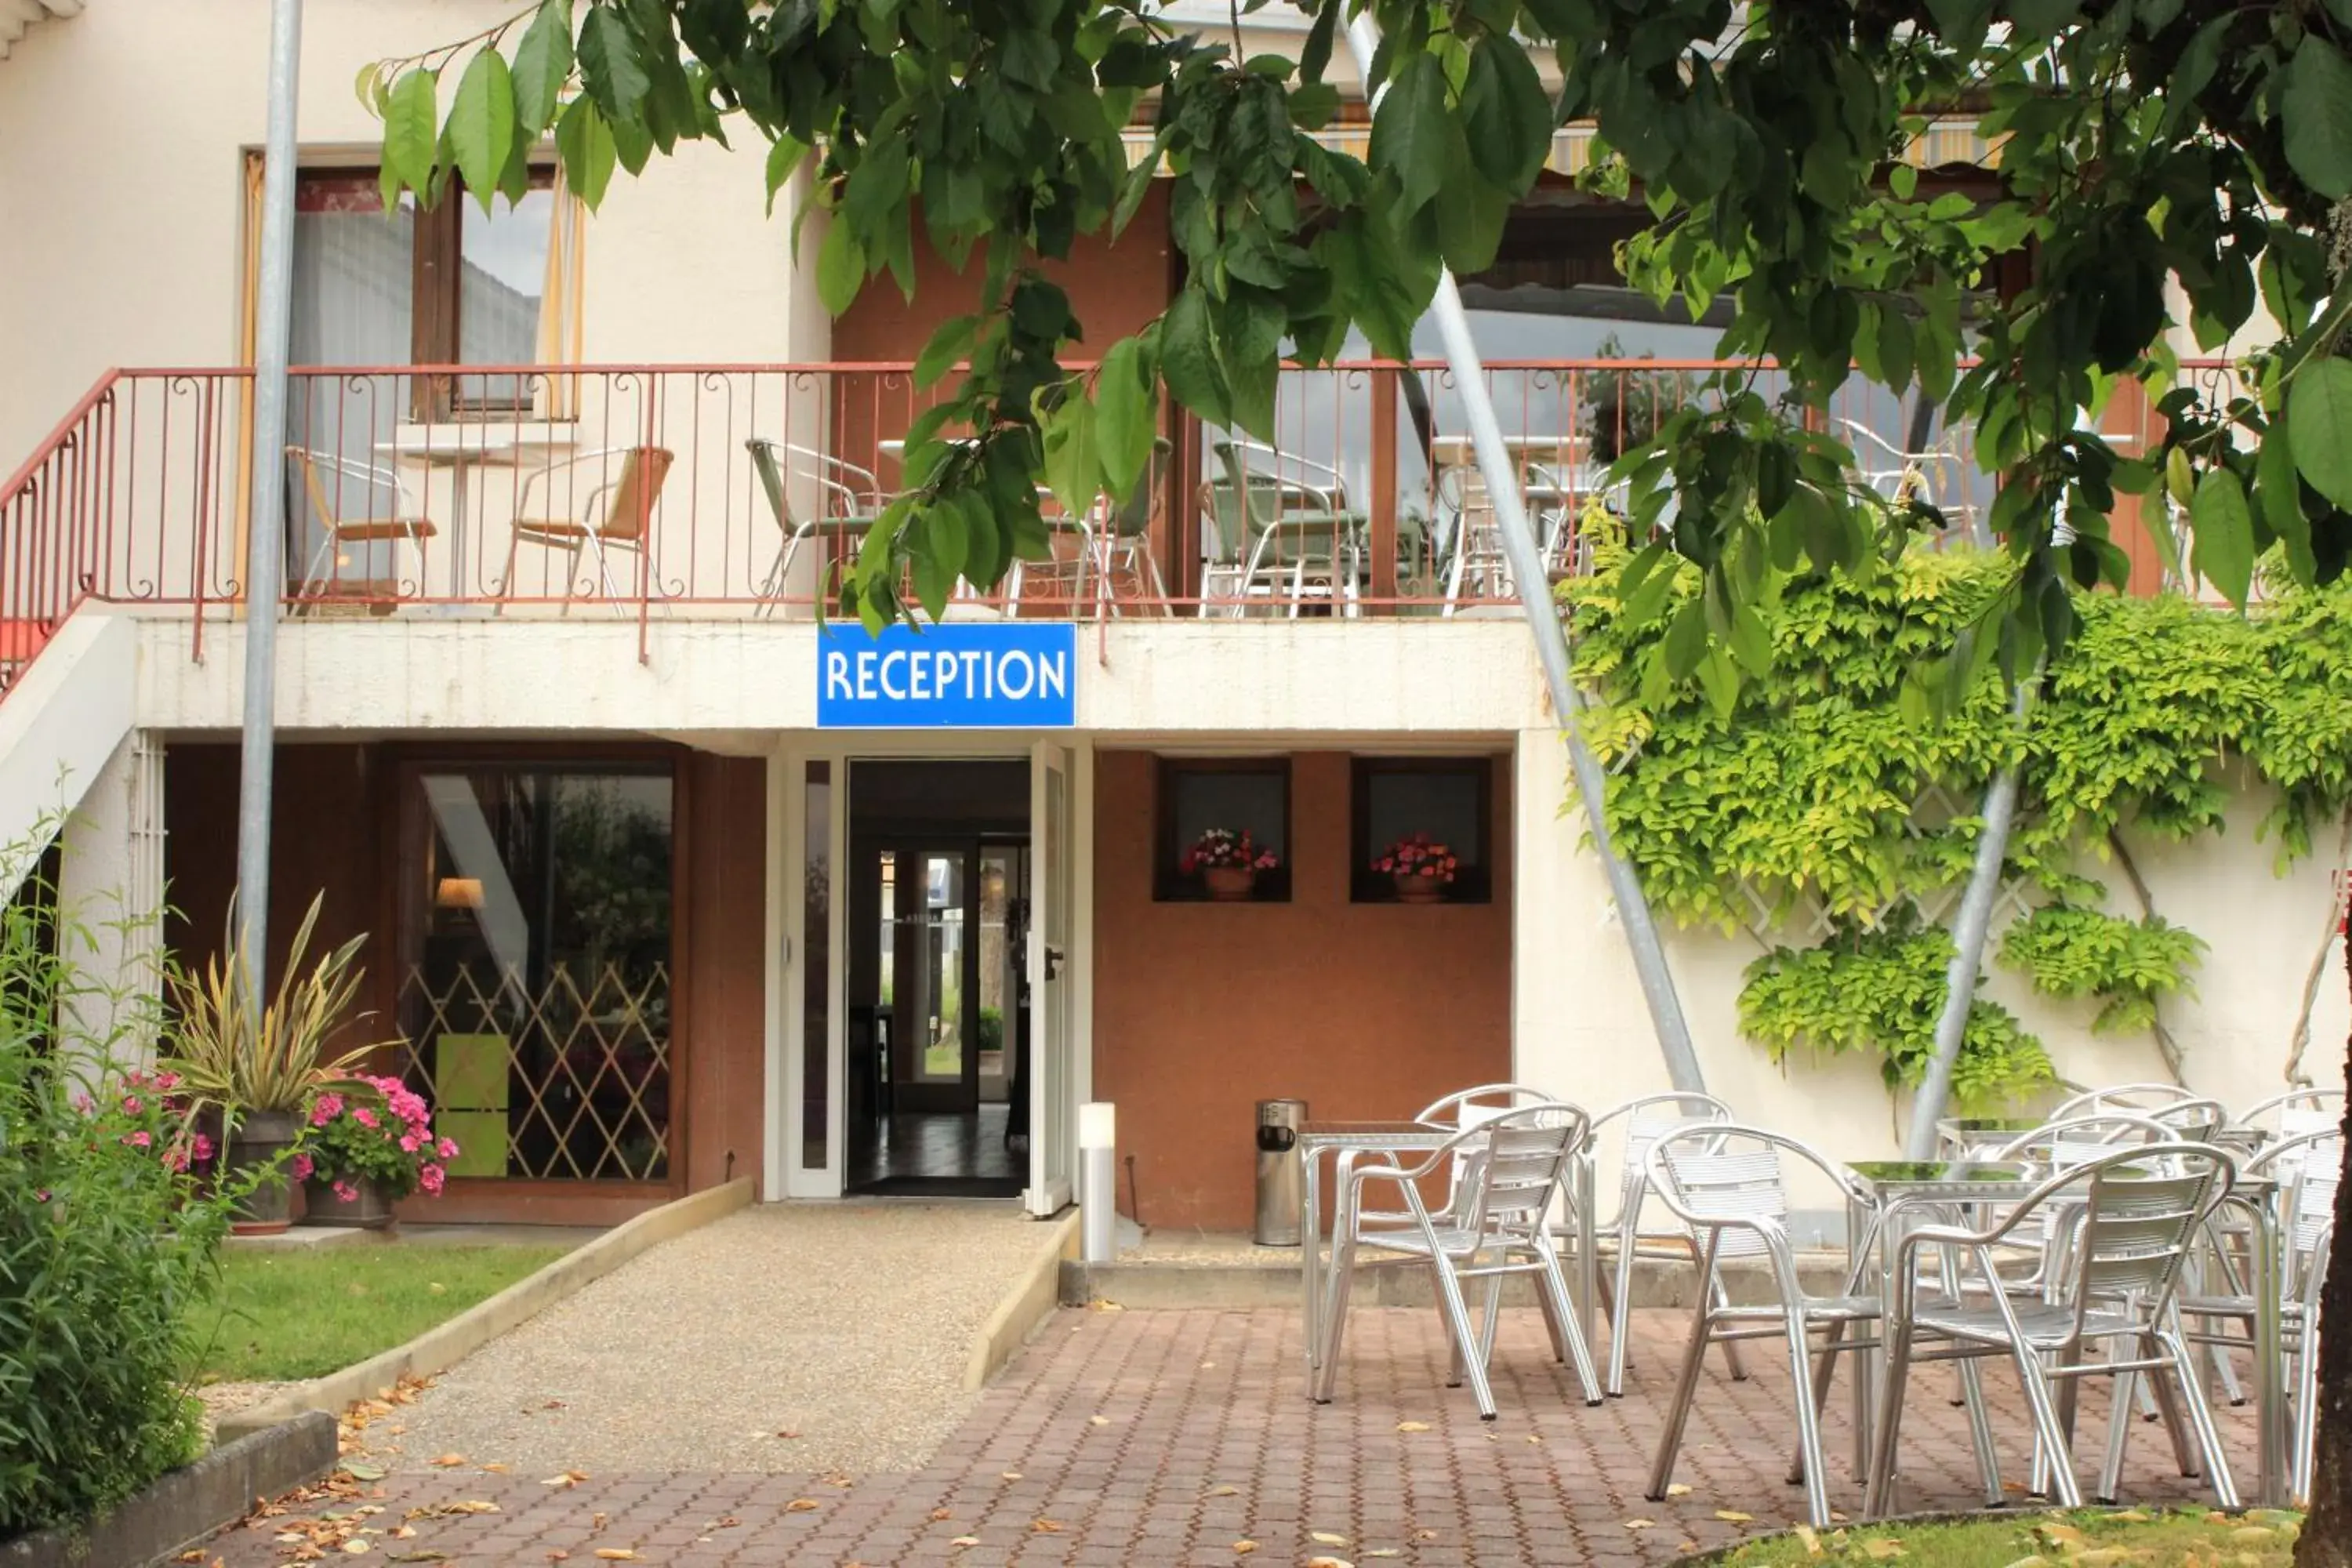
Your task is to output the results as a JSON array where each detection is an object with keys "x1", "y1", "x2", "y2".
[
  {"x1": 376, "y1": 423, "x2": 577, "y2": 601},
  {"x1": 1844, "y1": 1159, "x2": 2288, "y2": 1513}
]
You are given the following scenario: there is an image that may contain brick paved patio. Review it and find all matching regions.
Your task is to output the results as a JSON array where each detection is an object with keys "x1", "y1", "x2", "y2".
[{"x1": 206, "y1": 1307, "x2": 2259, "y2": 1567}]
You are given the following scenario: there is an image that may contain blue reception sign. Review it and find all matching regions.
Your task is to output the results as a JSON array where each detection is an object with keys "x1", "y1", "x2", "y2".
[{"x1": 817, "y1": 622, "x2": 1077, "y2": 728}]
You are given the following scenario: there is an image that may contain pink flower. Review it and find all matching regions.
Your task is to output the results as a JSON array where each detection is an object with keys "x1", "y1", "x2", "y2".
[
  {"x1": 419, "y1": 1163, "x2": 446, "y2": 1196},
  {"x1": 34, "y1": 1189, "x2": 49, "y2": 1203},
  {"x1": 437, "y1": 1137, "x2": 459, "y2": 1160},
  {"x1": 128, "y1": 1131, "x2": 151, "y2": 1148},
  {"x1": 291, "y1": 1152, "x2": 314, "y2": 1181},
  {"x1": 352, "y1": 1106, "x2": 378, "y2": 1129},
  {"x1": 70, "y1": 1092, "x2": 92, "y2": 1112},
  {"x1": 154, "y1": 1070, "x2": 181, "y2": 1091},
  {"x1": 122, "y1": 1094, "x2": 142, "y2": 1113},
  {"x1": 192, "y1": 1133, "x2": 215, "y2": 1161},
  {"x1": 332, "y1": 1178, "x2": 359, "y2": 1203},
  {"x1": 310, "y1": 1093, "x2": 344, "y2": 1127},
  {"x1": 400, "y1": 1133, "x2": 420, "y2": 1152}
]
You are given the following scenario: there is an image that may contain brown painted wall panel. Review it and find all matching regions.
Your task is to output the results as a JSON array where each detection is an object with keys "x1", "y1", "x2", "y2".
[
  {"x1": 1090, "y1": 750, "x2": 1514, "y2": 1232},
  {"x1": 682, "y1": 753, "x2": 770, "y2": 1196}
]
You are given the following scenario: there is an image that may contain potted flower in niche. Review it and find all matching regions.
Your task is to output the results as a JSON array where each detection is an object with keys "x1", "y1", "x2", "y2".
[
  {"x1": 1375, "y1": 833, "x2": 1458, "y2": 904},
  {"x1": 300, "y1": 1074, "x2": 458, "y2": 1228},
  {"x1": 1181, "y1": 827, "x2": 1279, "y2": 901}
]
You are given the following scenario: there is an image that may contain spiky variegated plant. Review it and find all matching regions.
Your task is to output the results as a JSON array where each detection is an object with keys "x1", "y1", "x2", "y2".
[{"x1": 162, "y1": 892, "x2": 385, "y2": 1122}]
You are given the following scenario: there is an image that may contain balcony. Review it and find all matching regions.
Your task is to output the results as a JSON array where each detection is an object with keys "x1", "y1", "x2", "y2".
[{"x1": 0, "y1": 358, "x2": 2211, "y2": 690}]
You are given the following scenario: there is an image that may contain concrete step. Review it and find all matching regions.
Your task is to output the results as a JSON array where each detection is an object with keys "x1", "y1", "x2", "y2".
[{"x1": 1062, "y1": 1240, "x2": 1852, "y2": 1310}]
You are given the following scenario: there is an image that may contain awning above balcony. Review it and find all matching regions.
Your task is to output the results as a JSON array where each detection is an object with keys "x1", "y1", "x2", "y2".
[
  {"x1": 0, "y1": 0, "x2": 82, "y2": 60},
  {"x1": 1121, "y1": 114, "x2": 2002, "y2": 178}
]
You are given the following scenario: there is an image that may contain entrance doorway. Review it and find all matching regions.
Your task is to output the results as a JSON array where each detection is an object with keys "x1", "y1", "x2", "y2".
[{"x1": 845, "y1": 761, "x2": 1030, "y2": 1196}]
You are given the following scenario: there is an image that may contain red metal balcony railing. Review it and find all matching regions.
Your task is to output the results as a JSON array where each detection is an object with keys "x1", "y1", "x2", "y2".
[{"x1": 0, "y1": 358, "x2": 2229, "y2": 693}]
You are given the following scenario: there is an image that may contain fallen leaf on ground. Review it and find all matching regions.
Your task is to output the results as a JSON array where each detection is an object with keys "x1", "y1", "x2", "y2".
[
  {"x1": 1089, "y1": 1415, "x2": 1111, "y2": 1425},
  {"x1": 1526, "y1": 1435, "x2": 1543, "y2": 1444},
  {"x1": 930, "y1": 1508, "x2": 954, "y2": 1521},
  {"x1": 1205, "y1": 1484, "x2": 1241, "y2": 1497},
  {"x1": 342, "y1": 1465, "x2": 387, "y2": 1483},
  {"x1": 776, "y1": 1429, "x2": 801, "y2": 1439},
  {"x1": 388, "y1": 1555, "x2": 449, "y2": 1564},
  {"x1": 951, "y1": 1537, "x2": 979, "y2": 1548},
  {"x1": 1000, "y1": 1471, "x2": 1023, "y2": 1481},
  {"x1": 1665, "y1": 1483, "x2": 1692, "y2": 1497},
  {"x1": 1716, "y1": 1510, "x2": 1754, "y2": 1523},
  {"x1": 1311, "y1": 1532, "x2": 1350, "y2": 1546},
  {"x1": 2000, "y1": 1557, "x2": 2050, "y2": 1568},
  {"x1": 1090, "y1": 1298, "x2": 1124, "y2": 1311},
  {"x1": 405, "y1": 1501, "x2": 499, "y2": 1519},
  {"x1": 1366, "y1": 1552, "x2": 1403, "y2": 1559},
  {"x1": 1623, "y1": 1519, "x2": 1656, "y2": 1531},
  {"x1": 1233, "y1": 1543, "x2": 1257, "y2": 1556},
  {"x1": 547, "y1": 1554, "x2": 568, "y2": 1563},
  {"x1": 1416, "y1": 1530, "x2": 1439, "y2": 1541},
  {"x1": 1793, "y1": 1524, "x2": 1821, "y2": 1556},
  {"x1": 341, "y1": 1544, "x2": 372, "y2": 1558},
  {"x1": 429, "y1": 1454, "x2": 466, "y2": 1468},
  {"x1": 1860, "y1": 1540, "x2": 1905, "y2": 1560},
  {"x1": 480, "y1": 1462, "x2": 509, "y2": 1473},
  {"x1": 592, "y1": 1553, "x2": 641, "y2": 1563},
  {"x1": 1033, "y1": 1519, "x2": 1066, "y2": 1533},
  {"x1": 1396, "y1": 1421, "x2": 1432, "y2": 1432},
  {"x1": 540, "y1": 1472, "x2": 588, "y2": 1489},
  {"x1": 786, "y1": 1499, "x2": 822, "y2": 1512},
  {"x1": 1306, "y1": 1558, "x2": 1353, "y2": 1568}
]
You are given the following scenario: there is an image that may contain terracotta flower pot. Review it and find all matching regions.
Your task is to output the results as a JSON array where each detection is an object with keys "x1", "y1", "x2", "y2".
[
  {"x1": 302, "y1": 1173, "x2": 398, "y2": 1229},
  {"x1": 227, "y1": 1109, "x2": 300, "y2": 1236},
  {"x1": 1202, "y1": 866, "x2": 1257, "y2": 902},
  {"x1": 1393, "y1": 872, "x2": 1446, "y2": 905}
]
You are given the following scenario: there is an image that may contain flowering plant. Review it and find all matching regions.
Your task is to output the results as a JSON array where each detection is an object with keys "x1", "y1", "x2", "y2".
[
  {"x1": 1178, "y1": 827, "x2": 1279, "y2": 874},
  {"x1": 1374, "y1": 833, "x2": 1459, "y2": 884},
  {"x1": 302, "y1": 1075, "x2": 456, "y2": 1203}
]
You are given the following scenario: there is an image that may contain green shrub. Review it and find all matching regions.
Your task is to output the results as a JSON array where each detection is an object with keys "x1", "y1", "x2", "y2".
[
  {"x1": 977, "y1": 1007, "x2": 1005, "y2": 1055},
  {"x1": 0, "y1": 858, "x2": 237, "y2": 1539}
]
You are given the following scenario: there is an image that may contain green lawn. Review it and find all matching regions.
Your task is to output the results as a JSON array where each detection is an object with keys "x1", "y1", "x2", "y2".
[
  {"x1": 1715, "y1": 1508, "x2": 2301, "y2": 1568},
  {"x1": 191, "y1": 1244, "x2": 570, "y2": 1384}
]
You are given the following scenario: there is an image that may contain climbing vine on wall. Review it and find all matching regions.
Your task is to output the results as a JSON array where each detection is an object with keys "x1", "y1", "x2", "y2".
[{"x1": 1563, "y1": 532, "x2": 2352, "y2": 1109}]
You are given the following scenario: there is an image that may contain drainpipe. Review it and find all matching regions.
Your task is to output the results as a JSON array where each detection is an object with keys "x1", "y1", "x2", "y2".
[
  {"x1": 1341, "y1": 17, "x2": 1705, "y2": 1093},
  {"x1": 236, "y1": 0, "x2": 303, "y2": 994}
]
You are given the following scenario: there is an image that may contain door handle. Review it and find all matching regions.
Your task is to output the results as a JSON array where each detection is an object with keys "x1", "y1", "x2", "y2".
[{"x1": 1044, "y1": 945, "x2": 1065, "y2": 981}]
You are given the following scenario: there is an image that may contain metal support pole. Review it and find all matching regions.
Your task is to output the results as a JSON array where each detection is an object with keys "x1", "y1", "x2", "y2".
[
  {"x1": 1343, "y1": 16, "x2": 1704, "y2": 1093},
  {"x1": 236, "y1": 0, "x2": 304, "y2": 989},
  {"x1": 1901, "y1": 682, "x2": 2029, "y2": 1158}
]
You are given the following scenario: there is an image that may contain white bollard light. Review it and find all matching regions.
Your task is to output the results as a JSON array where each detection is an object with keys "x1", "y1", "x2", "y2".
[{"x1": 1079, "y1": 1101, "x2": 1117, "y2": 1264}]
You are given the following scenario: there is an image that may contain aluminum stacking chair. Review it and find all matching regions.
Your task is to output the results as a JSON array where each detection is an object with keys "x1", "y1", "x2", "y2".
[
  {"x1": 1864, "y1": 1143, "x2": 2238, "y2": 1515},
  {"x1": 1316, "y1": 1103, "x2": 1602, "y2": 1417},
  {"x1": 1348, "y1": 1083, "x2": 1564, "y2": 1236},
  {"x1": 1571, "y1": 1091, "x2": 1743, "y2": 1397},
  {"x1": 2180, "y1": 1126, "x2": 2339, "y2": 1501},
  {"x1": 2048, "y1": 1083, "x2": 2203, "y2": 1120},
  {"x1": 2234, "y1": 1088, "x2": 2344, "y2": 1143},
  {"x1": 1642, "y1": 1126, "x2": 1881, "y2": 1529}
]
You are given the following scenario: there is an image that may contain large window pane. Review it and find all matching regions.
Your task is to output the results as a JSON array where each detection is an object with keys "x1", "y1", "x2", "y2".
[{"x1": 401, "y1": 766, "x2": 674, "y2": 1182}]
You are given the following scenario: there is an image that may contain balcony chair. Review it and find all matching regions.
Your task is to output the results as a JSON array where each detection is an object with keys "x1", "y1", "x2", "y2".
[
  {"x1": 1642, "y1": 1124, "x2": 1882, "y2": 1529},
  {"x1": 745, "y1": 437, "x2": 887, "y2": 617},
  {"x1": 2234, "y1": 1087, "x2": 2344, "y2": 1142},
  {"x1": 1091, "y1": 437, "x2": 1174, "y2": 615},
  {"x1": 499, "y1": 445, "x2": 676, "y2": 615},
  {"x1": 1209, "y1": 438, "x2": 1367, "y2": 618},
  {"x1": 1863, "y1": 1143, "x2": 2238, "y2": 1515},
  {"x1": 285, "y1": 446, "x2": 436, "y2": 608},
  {"x1": 1315, "y1": 1102, "x2": 1603, "y2": 1417}
]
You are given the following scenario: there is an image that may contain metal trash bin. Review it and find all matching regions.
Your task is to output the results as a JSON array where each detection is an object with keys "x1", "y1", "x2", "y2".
[{"x1": 1254, "y1": 1098, "x2": 1308, "y2": 1246}]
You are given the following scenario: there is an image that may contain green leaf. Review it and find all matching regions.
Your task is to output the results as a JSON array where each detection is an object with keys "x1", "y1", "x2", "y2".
[
  {"x1": 1094, "y1": 336, "x2": 1157, "y2": 499},
  {"x1": 1158, "y1": 290, "x2": 1229, "y2": 429},
  {"x1": 512, "y1": 0, "x2": 575, "y2": 135},
  {"x1": 554, "y1": 95, "x2": 618, "y2": 208},
  {"x1": 1040, "y1": 390, "x2": 1102, "y2": 524},
  {"x1": 764, "y1": 134, "x2": 810, "y2": 217},
  {"x1": 383, "y1": 69, "x2": 440, "y2": 202},
  {"x1": 1727, "y1": 601, "x2": 1773, "y2": 680},
  {"x1": 448, "y1": 46, "x2": 517, "y2": 212},
  {"x1": 1460, "y1": 37, "x2": 1552, "y2": 190},
  {"x1": 1695, "y1": 646, "x2": 1740, "y2": 720},
  {"x1": 1369, "y1": 53, "x2": 1452, "y2": 218},
  {"x1": 913, "y1": 314, "x2": 979, "y2": 389},
  {"x1": 2287, "y1": 358, "x2": 2352, "y2": 511},
  {"x1": 579, "y1": 3, "x2": 652, "y2": 120},
  {"x1": 921, "y1": 500, "x2": 969, "y2": 583},
  {"x1": 816, "y1": 216, "x2": 866, "y2": 315},
  {"x1": 2188, "y1": 467, "x2": 2254, "y2": 608},
  {"x1": 2282, "y1": 38, "x2": 2352, "y2": 200},
  {"x1": 1661, "y1": 597, "x2": 1708, "y2": 678},
  {"x1": 2256, "y1": 423, "x2": 2317, "y2": 583}
]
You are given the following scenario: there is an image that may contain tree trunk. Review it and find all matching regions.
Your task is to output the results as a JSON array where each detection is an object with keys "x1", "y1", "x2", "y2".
[{"x1": 2293, "y1": 920, "x2": 2351, "y2": 1563}]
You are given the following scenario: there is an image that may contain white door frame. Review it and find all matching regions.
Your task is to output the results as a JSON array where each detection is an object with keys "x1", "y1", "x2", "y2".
[{"x1": 766, "y1": 733, "x2": 1091, "y2": 1203}]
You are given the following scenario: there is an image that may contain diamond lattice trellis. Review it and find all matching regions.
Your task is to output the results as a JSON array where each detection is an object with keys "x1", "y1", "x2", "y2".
[
  {"x1": 399, "y1": 960, "x2": 673, "y2": 1182},
  {"x1": 1731, "y1": 782, "x2": 2040, "y2": 947}
]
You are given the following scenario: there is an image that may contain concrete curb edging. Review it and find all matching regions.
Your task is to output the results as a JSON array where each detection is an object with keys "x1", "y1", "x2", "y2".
[
  {"x1": 1, "y1": 1412, "x2": 336, "y2": 1568},
  {"x1": 216, "y1": 1178, "x2": 755, "y2": 1443},
  {"x1": 964, "y1": 1210, "x2": 1082, "y2": 1391}
]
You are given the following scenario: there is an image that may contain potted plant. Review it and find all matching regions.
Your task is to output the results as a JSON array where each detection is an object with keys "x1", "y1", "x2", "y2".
[
  {"x1": 1180, "y1": 827, "x2": 1279, "y2": 901},
  {"x1": 162, "y1": 893, "x2": 384, "y2": 1235},
  {"x1": 299, "y1": 1074, "x2": 457, "y2": 1228},
  {"x1": 1374, "y1": 832, "x2": 1459, "y2": 904}
]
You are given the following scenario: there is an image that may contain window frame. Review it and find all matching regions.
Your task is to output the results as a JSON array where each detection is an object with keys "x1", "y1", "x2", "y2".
[
  {"x1": 1350, "y1": 755, "x2": 1495, "y2": 905},
  {"x1": 1153, "y1": 756, "x2": 1294, "y2": 903}
]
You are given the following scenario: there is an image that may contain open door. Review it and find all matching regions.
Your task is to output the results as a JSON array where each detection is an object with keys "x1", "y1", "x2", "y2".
[{"x1": 1025, "y1": 742, "x2": 1075, "y2": 1215}]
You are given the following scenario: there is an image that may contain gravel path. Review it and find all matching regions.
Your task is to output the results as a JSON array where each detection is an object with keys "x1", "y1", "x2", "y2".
[
  {"x1": 352, "y1": 1204, "x2": 1048, "y2": 1475},
  {"x1": 195, "y1": 1381, "x2": 285, "y2": 1443}
]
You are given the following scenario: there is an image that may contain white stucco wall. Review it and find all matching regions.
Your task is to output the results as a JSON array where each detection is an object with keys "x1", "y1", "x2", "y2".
[
  {"x1": 0, "y1": 0, "x2": 806, "y2": 467},
  {"x1": 1512, "y1": 729, "x2": 2352, "y2": 1183}
]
